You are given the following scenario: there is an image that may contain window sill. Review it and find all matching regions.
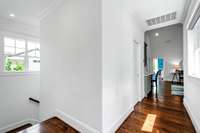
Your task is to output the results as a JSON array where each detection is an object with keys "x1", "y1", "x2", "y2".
[
  {"x1": 0, "y1": 72, "x2": 40, "y2": 77},
  {"x1": 188, "y1": 74, "x2": 200, "y2": 80}
]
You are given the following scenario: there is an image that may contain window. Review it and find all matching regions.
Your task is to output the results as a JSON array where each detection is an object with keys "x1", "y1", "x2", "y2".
[
  {"x1": 3, "y1": 37, "x2": 40, "y2": 72},
  {"x1": 188, "y1": 16, "x2": 200, "y2": 77},
  {"x1": 28, "y1": 41, "x2": 40, "y2": 71}
]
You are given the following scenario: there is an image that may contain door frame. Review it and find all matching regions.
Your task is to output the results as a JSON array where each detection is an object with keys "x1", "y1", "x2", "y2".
[{"x1": 133, "y1": 40, "x2": 145, "y2": 101}]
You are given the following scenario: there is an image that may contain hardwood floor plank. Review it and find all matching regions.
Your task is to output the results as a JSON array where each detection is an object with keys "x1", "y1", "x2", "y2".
[
  {"x1": 8, "y1": 81, "x2": 195, "y2": 133},
  {"x1": 6, "y1": 124, "x2": 32, "y2": 133},
  {"x1": 18, "y1": 117, "x2": 79, "y2": 133},
  {"x1": 117, "y1": 81, "x2": 196, "y2": 133}
]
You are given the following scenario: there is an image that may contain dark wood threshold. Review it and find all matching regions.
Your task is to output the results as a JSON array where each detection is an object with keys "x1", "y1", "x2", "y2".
[
  {"x1": 17, "y1": 117, "x2": 79, "y2": 133},
  {"x1": 6, "y1": 123, "x2": 32, "y2": 133}
]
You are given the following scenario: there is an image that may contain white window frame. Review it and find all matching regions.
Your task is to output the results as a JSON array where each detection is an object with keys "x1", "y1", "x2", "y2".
[
  {"x1": 0, "y1": 32, "x2": 40, "y2": 75},
  {"x1": 187, "y1": 3, "x2": 200, "y2": 79},
  {"x1": 3, "y1": 37, "x2": 26, "y2": 72}
]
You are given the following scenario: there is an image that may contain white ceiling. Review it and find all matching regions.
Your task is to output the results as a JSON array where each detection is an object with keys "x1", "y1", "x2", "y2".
[
  {"x1": 0, "y1": 0, "x2": 190, "y2": 30},
  {"x1": 127, "y1": 0, "x2": 190, "y2": 31},
  {"x1": 0, "y1": 0, "x2": 53, "y2": 26}
]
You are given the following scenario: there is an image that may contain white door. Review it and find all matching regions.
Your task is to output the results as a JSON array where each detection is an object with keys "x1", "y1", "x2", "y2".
[{"x1": 133, "y1": 40, "x2": 141, "y2": 101}]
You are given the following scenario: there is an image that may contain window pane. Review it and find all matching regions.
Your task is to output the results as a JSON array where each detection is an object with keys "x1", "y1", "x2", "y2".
[
  {"x1": 16, "y1": 48, "x2": 25, "y2": 55},
  {"x1": 28, "y1": 57, "x2": 40, "y2": 71},
  {"x1": 28, "y1": 41, "x2": 36, "y2": 50},
  {"x1": 28, "y1": 51, "x2": 36, "y2": 57},
  {"x1": 5, "y1": 46, "x2": 15, "y2": 55},
  {"x1": 16, "y1": 40, "x2": 25, "y2": 48},
  {"x1": 5, "y1": 56, "x2": 25, "y2": 72},
  {"x1": 28, "y1": 41, "x2": 36, "y2": 56},
  {"x1": 4, "y1": 38, "x2": 40, "y2": 72},
  {"x1": 36, "y1": 43, "x2": 40, "y2": 49},
  {"x1": 4, "y1": 37, "x2": 15, "y2": 47},
  {"x1": 36, "y1": 51, "x2": 40, "y2": 57}
]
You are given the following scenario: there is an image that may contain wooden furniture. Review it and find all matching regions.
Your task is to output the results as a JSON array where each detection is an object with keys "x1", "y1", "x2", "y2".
[
  {"x1": 179, "y1": 70, "x2": 184, "y2": 83},
  {"x1": 172, "y1": 70, "x2": 184, "y2": 84}
]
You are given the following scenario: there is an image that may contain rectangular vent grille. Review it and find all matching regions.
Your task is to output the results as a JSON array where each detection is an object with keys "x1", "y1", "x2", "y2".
[{"x1": 146, "y1": 12, "x2": 176, "y2": 26}]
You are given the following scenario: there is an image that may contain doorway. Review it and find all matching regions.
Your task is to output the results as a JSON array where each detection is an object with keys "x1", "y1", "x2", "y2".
[{"x1": 133, "y1": 40, "x2": 142, "y2": 101}]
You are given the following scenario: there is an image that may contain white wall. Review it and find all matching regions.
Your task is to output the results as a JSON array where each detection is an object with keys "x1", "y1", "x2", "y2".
[
  {"x1": 0, "y1": 74, "x2": 40, "y2": 132},
  {"x1": 144, "y1": 32, "x2": 152, "y2": 74},
  {"x1": 40, "y1": 0, "x2": 102, "y2": 132},
  {"x1": 0, "y1": 17, "x2": 40, "y2": 38},
  {"x1": 183, "y1": 0, "x2": 200, "y2": 132},
  {"x1": 102, "y1": 0, "x2": 144, "y2": 132},
  {"x1": 0, "y1": 17, "x2": 40, "y2": 132},
  {"x1": 146, "y1": 24, "x2": 183, "y2": 81},
  {"x1": 40, "y1": 0, "x2": 144, "y2": 133}
]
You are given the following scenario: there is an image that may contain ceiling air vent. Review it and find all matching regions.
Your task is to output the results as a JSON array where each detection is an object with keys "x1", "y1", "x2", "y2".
[{"x1": 146, "y1": 12, "x2": 176, "y2": 26}]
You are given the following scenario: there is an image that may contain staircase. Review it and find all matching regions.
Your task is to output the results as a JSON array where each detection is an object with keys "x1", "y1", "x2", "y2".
[
  {"x1": 6, "y1": 117, "x2": 79, "y2": 133},
  {"x1": 6, "y1": 124, "x2": 32, "y2": 133}
]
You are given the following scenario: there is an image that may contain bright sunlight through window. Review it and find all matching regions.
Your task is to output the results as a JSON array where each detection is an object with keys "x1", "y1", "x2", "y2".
[
  {"x1": 4, "y1": 37, "x2": 40, "y2": 72},
  {"x1": 141, "y1": 114, "x2": 157, "y2": 132}
]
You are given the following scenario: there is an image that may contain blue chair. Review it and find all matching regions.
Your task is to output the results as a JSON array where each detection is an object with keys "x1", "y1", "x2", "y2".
[{"x1": 151, "y1": 70, "x2": 162, "y2": 98}]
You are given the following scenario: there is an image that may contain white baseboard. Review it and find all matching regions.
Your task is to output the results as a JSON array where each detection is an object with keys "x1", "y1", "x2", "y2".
[
  {"x1": 55, "y1": 109, "x2": 100, "y2": 133},
  {"x1": 0, "y1": 119, "x2": 39, "y2": 133},
  {"x1": 103, "y1": 105, "x2": 134, "y2": 133},
  {"x1": 184, "y1": 98, "x2": 200, "y2": 133},
  {"x1": 43, "y1": 106, "x2": 134, "y2": 133}
]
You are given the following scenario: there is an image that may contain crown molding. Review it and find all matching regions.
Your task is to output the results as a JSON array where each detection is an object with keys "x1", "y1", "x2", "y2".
[
  {"x1": 39, "y1": 0, "x2": 64, "y2": 21},
  {"x1": 0, "y1": 16, "x2": 38, "y2": 28},
  {"x1": 0, "y1": 16, "x2": 40, "y2": 38},
  {"x1": 182, "y1": 0, "x2": 192, "y2": 23}
]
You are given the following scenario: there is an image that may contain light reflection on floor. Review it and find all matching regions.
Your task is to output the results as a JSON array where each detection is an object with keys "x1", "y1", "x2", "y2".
[{"x1": 141, "y1": 114, "x2": 157, "y2": 132}]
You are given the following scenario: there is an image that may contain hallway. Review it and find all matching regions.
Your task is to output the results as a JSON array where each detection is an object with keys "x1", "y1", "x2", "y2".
[
  {"x1": 1, "y1": 0, "x2": 200, "y2": 133},
  {"x1": 117, "y1": 81, "x2": 196, "y2": 133},
  {"x1": 5, "y1": 83, "x2": 196, "y2": 133}
]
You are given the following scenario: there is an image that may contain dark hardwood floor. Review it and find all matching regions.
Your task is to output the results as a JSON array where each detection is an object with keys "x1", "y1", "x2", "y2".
[
  {"x1": 116, "y1": 81, "x2": 196, "y2": 133},
  {"x1": 6, "y1": 124, "x2": 32, "y2": 133},
  {"x1": 6, "y1": 81, "x2": 195, "y2": 133},
  {"x1": 16, "y1": 117, "x2": 79, "y2": 133}
]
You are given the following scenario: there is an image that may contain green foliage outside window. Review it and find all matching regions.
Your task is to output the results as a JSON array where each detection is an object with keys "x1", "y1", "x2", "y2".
[
  {"x1": 5, "y1": 59, "x2": 12, "y2": 71},
  {"x1": 5, "y1": 58, "x2": 25, "y2": 72}
]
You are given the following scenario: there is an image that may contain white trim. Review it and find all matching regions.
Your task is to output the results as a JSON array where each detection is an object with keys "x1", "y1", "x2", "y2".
[
  {"x1": 186, "y1": 0, "x2": 200, "y2": 29},
  {"x1": 40, "y1": 110, "x2": 100, "y2": 133},
  {"x1": 40, "y1": 112, "x2": 56, "y2": 122},
  {"x1": 181, "y1": 0, "x2": 192, "y2": 22},
  {"x1": 188, "y1": 74, "x2": 200, "y2": 80},
  {"x1": 187, "y1": 75, "x2": 200, "y2": 83},
  {"x1": 55, "y1": 109, "x2": 100, "y2": 133},
  {"x1": 0, "y1": 119, "x2": 39, "y2": 133},
  {"x1": 103, "y1": 105, "x2": 134, "y2": 133},
  {"x1": 0, "y1": 17, "x2": 39, "y2": 38},
  {"x1": 39, "y1": 0, "x2": 64, "y2": 21},
  {"x1": 0, "y1": 72, "x2": 40, "y2": 77},
  {"x1": 0, "y1": 31, "x2": 39, "y2": 42},
  {"x1": 183, "y1": 98, "x2": 200, "y2": 133},
  {"x1": 137, "y1": 40, "x2": 145, "y2": 101},
  {"x1": 1, "y1": 35, "x2": 40, "y2": 73}
]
